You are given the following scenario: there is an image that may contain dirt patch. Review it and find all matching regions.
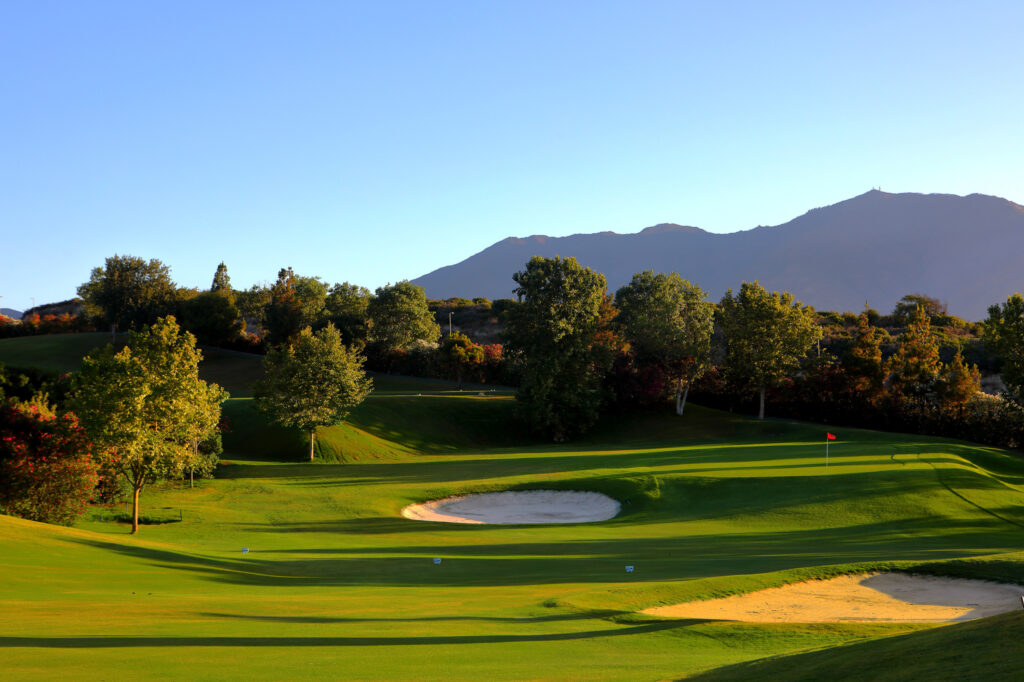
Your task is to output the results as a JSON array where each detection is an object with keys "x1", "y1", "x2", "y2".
[
  {"x1": 644, "y1": 573, "x2": 1024, "y2": 622},
  {"x1": 401, "y1": 490, "x2": 620, "y2": 525}
]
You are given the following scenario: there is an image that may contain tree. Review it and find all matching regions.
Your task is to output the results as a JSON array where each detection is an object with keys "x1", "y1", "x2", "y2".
[
  {"x1": 324, "y1": 282, "x2": 372, "y2": 347},
  {"x1": 179, "y1": 291, "x2": 244, "y2": 345},
  {"x1": 0, "y1": 403, "x2": 99, "y2": 526},
  {"x1": 843, "y1": 309, "x2": 888, "y2": 400},
  {"x1": 983, "y1": 293, "x2": 1024, "y2": 404},
  {"x1": 263, "y1": 268, "x2": 329, "y2": 346},
  {"x1": 211, "y1": 262, "x2": 232, "y2": 295},
  {"x1": 505, "y1": 256, "x2": 609, "y2": 440},
  {"x1": 77, "y1": 255, "x2": 178, "y2": 331},
  {"x1": 366, "y1": 281, "x2": 440, "y2": 356},
  {"x1": 615, "y1": 271, "x2": 714, "y2": 415},
  {"x1": 885, "y1": 305, "x2": 941, "y2": 401},
  {"x1": 70, "y1": 317, "x2": 227, "y2": 533},
  {"x1": 892, "y1": 294, "x2": 947, "y2": 325},
  {"x1": 719, "y1": 281, "x2": 822, "y2": 419},
  {"x1": 254, "y1": 324, "x2": 372, "y2": 461},
  {"x1": 440, "y1": 331, "x2": 484, "y2": 388},
  {"x1": 937, "y1": 349, "x2": 981, "y2": 406}
]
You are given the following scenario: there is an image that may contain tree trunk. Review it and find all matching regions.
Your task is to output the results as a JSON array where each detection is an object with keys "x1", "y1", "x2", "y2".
[
  {"x1": 675, "y1": 379, "x2": 691, "y2": 416},
  {"x1": 758, "y1": 385, "x2": 766, "y2": 420},
  {"x1": 309, "y1": 430, "x2": 316, "y2": 462},
  {"x1": 131, "y1": 486, "x2": 140, "y2": 534},
  {"x1": 190, "y1": 439, "x2": 198, "y2": 488},
  {"x1": 457, "y1": 368, "x2": 463, "y2": 390}
]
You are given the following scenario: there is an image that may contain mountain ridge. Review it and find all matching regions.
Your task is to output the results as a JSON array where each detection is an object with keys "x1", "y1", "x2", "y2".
[{"x1": 412, "y1": 190, "x2": 1024, "y2": 320}]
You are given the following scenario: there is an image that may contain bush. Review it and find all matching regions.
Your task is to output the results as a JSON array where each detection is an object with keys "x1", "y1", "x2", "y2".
[{"x1": 0, "y1": 404, "x2": 99, "y2": 525}]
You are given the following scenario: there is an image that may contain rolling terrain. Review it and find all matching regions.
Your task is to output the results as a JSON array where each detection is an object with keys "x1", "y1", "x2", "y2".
[
  {"x1": 413, "y1": 190, "x2": 1024, "y2": 320},
  {"x1": 2, "y1": 333, "x2": 1024, "y2": 680}
]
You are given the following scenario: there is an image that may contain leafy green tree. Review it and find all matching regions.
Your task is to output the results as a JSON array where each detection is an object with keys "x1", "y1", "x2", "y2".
[
  {"x1": 615, "y1": 271, "x2": 714, "y2": 415},
  {"x1": 77, "y1": 255, "x2": 178, "y2": 331},
  {"x1": 179, "y1": 291, "x2": 244, "y2": 345},
  {"x1": 366, "y1": 281, "x2": 440, "y2": 355},
  {"x1": 254, "y1": 323, "x2": 373, "y2": 461},
  {"x1": 324, "y1": 282, "x2": 372, "y2": 346},
  {"x1": 719, "y1": 281, "x2": 822, "y2": 419},
  {"x1": 983, "y1": 293, "x2": 1024, "y2": 404},
  {"x1": 440, "y1": 331, "x2": 484, "y2": 388},
  {"x1": 505, "y1": 256, "x2": 609, "y2": 440},
  {"x1": 264, "y1": 268, "x2": 329, "y2": 346},
  {"x1": 70, "y1": 317, "x2": 227, "y2": 533},
  {"x1": 885, "y1": 305, "x2": 942, "y2": 401},
  {"x1": 211, "y1": 262, "x2": 232, "y2": 295}
]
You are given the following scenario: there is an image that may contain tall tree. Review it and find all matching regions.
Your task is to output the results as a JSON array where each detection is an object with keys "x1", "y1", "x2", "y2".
[
  {"x1": 77, "y1": 255, "x2": 178, "y2": 331},
  {"x1": 505, "y1": 256, "x2": 609, "y2": 440},
  {"x1": 615, "y1": 271, "x2": 714, "y2": 415},
  {"x1": 211, "y1": 262, "x2": 232, "y2": 294},
  {"x1": 719, "y1": 281, "x2": 822, "y2": 419},
  {"x1": 179, "y1": 291, "x2": 244, "y2": 345},
  {"x1": 254, "y1": 324, "x2": 373, "y2": 461},
  {"x1": 324, "y1": 282, "x2": 372, "y2": 347},
  {"x1": 885, "y1": 305, "x2": 941, "y2": 401},
  {"x1": 983, "y1": 292, "x2": 1024, "y2": 404},
  {"x1": 366, "y1": 281, "x2": 440, "y2": 355},
  {"x1": 843, "y1": 309, "x2": 888, "y2": 400},
  {"x1": 70, "y1": 317, "x2": 227, "y2": 533},
  {"x1": 263, "y1": 268, "x2": 329, "y2": 346}
]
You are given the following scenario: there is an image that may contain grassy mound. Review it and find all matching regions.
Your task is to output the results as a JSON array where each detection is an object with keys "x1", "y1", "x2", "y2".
[{"x1": 2, "y1": 332, "x2": 1024, "y2": 680}]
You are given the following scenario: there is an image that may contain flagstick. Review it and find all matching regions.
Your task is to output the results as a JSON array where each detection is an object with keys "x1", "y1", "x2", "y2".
[{"x1": 826, "y1": 438, "x2": 829, "y2": 468}]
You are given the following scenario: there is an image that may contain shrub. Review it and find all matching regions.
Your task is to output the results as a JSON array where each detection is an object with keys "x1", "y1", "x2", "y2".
[{"x1": 0, "y1": 404, "x2": 99, "y2": 525}]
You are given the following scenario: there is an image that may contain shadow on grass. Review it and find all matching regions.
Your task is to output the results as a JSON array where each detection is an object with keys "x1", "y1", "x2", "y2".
[
  {"x1": 0, "y1": 621, "x2": 693, "y2": 648},
  {"x1": 199, "y1": 609, "x2": 627, "y2": 624},
  {"x1": 68, "y1": 513, "x2": 1020, "y2": 589}
]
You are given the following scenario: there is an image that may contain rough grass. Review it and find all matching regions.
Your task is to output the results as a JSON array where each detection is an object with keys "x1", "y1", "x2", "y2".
[{"x1": 2, "y1": 333, "x2": 1024, "y2": 680}]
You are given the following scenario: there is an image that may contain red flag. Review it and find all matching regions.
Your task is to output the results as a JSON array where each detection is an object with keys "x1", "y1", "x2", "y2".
[{"x1": 826, "y1": 433, "x2": 837, "y2": 440}]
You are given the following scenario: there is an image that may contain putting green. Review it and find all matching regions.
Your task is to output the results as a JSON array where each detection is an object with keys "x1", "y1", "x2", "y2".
[{"x1": 3, "y1": 333, "x2": 1024, "y2": 680}]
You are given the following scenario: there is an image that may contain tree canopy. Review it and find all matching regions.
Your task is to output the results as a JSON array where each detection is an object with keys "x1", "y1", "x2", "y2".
[
  {"x1": 366, "y1": 281, "x2": 440, "y2": 355},
  {"x1": 719, "y1": 281, "x2": 822, "y2": 419},
  {"x1": 77, "y1": 255, "x2": 178, "y2": 331},
  {"x1": 983, "y1": 292, "x2": 1024, "y2": 404},
  {"x1": 70, "y1": 316, "x2": 227, "y2": 533},
  {"x1": 263, "y1": 268, "x2": 329, "y2": 346},
  {"x1": 615, "y1": 271, "x2": 714, "y2": 415},
  {"x1": 254, "y1": 323, "x2": 373, "y2": 461},
  {"x1": 505, "y1": 256, "x2": 609, "y2": 440}
]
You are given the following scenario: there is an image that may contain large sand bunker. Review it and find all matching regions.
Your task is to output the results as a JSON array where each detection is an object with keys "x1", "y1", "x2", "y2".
[
  {"x1": 401, "y1": 490, "x2": 620, "y2": 524},
  {"x1": 644, "y1": 573, "x2": 1024, "y2": 623}
]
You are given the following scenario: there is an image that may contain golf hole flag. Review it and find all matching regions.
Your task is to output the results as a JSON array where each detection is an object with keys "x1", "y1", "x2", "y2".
[{"x1": 826, "y1": 433, "x2": 837, "y2": 467}]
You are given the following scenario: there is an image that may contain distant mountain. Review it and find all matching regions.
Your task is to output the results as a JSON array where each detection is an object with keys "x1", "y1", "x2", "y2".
[
  {"x1": 1, "y1": 308, "x2": 22, "y2": 320},
  {"x1": 412, "y1": 191, "x2": 1024, "y2": 320}
]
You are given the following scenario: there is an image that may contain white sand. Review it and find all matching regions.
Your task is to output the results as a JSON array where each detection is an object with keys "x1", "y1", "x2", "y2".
[
  {"x1": 644, "y1": 573, "x2": 1024, "y2": 623},
  {"x1": 401, "y1": 490, "x2": 620, "y2": 525}
]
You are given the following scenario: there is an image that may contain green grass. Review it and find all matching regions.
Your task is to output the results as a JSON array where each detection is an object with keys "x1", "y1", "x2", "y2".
[{"x1": 2, "y1": 333, "x2": 1024, "y2": 680}]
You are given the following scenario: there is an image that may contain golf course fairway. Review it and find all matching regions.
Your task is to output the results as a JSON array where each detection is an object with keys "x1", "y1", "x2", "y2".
[{"x1": 3, "y1": 333, "x2": 1024, "y2": 680}]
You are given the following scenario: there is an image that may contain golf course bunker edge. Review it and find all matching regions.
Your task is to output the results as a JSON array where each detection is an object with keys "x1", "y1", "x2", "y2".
[
  {"x1": 644, "y1": 572, "x2": 1024, "y2": 623},
  {"x1": 401, "y1": 490, "x2": 621, "y2": 525}
]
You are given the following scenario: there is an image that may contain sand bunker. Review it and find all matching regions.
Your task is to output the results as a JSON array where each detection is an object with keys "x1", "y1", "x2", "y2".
[
  {"x1": 644, "y1": 573, "x2": 1024, "y2": 623},
  {"x1": 401, "y1": 490, "x2": 620, "y2": 525}
]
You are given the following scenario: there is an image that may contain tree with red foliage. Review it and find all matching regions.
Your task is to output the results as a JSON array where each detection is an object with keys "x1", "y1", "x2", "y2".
[{"x1": 0, "y1": 403, "x2": 99, "y2": 526}]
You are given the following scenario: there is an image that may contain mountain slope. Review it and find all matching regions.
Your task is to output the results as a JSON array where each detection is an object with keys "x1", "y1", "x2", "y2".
[{"x1": 412, "y1": 191, "x2": 1024, "y2": 319}]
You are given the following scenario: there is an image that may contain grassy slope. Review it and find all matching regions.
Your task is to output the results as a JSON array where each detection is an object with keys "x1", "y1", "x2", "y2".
[{"x1": 2, "y1": 334, "x2": 1024, "y2": 680}]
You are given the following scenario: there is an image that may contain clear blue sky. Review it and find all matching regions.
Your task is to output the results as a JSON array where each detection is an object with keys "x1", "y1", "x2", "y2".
[{"x1": 2, "y1": 1, "x2": 1023, "y2": 312}]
